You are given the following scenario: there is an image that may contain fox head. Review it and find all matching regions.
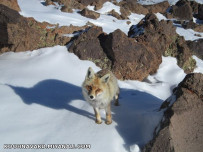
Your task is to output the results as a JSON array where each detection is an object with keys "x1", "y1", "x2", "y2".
[{"x1": 83, "y1": 67, "x2": 110, "y2": 100}]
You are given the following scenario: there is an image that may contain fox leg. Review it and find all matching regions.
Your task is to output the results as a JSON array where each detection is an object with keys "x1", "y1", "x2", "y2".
[
  {"x1": 114, "y1": 89, "x2": 120, "y2": 106},
  {"x1": 105, "y1": 103, "x2": 112, "y2": 125},
  {"x1": 94, "y1": 107, "x2": 102, "y2": 124}
]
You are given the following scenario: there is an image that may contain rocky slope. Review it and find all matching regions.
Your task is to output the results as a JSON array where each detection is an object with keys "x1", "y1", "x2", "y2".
[{"x1": 143, "y1": 73, "x2": 203, "y2": 152}]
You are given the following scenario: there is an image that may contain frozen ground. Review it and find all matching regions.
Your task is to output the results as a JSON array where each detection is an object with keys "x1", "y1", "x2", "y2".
[{"x1": 0, "y1": 0, "x2": 203, "y2": 152}]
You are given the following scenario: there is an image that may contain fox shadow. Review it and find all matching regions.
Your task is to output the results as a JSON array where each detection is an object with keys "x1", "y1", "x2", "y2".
[
  {"x1": 8, "y1": 79, "x2": 163, "y2": 151},
  {"x1": 112, "y1": 88, "x2": 163, "y2": 151},
  {"x1": 8, "y1": 79, "x2": 95, "y2": 120}
]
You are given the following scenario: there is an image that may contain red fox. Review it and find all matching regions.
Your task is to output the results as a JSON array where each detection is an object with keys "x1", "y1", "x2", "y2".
[{"x1": 82, "y1": 67, "x2": 119, "y2": 125}]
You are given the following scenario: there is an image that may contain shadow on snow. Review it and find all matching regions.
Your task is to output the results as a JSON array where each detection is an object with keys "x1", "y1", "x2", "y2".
[{"x1": 8, "y1": 79, "x2": 163, "y2": 151}]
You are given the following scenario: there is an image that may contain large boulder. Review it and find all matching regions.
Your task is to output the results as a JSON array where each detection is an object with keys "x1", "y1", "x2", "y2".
[
  {"x1": 69, "y1": 26, "x2": 112, "y2": 70},
  {"x1": 69, "y1": 26, "x2": 162, "y2": 80},
  {"x1": 144, "y1": 1, "x2": 170, "y2": 14},
  {"x1": 0, "y1": 4, "x2": 87, "y2": 53},
  {"x1": 170, "y1": 0, "x2": 193, "y2": 20},
  {"x1": 0, "y1": 0, "x2": 20, "y2": 12},
  {"x1": 187, "y1": 39, "x2": 203, "y2": 59},
  {"x1": 128, "y1": 13, "x2": 196, "y2": 73},
  {"x1": 143, "y1": 73, "x2": 203, "y2": 152}
]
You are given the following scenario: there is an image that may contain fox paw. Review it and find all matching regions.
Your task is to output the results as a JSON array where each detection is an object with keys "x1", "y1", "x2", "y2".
[
  {"x1": 95, "y1": 120, "x2": 102, "y2": 124},
  {"x1": 105, "y1": 120, "x2": 112, "y2": 125}
]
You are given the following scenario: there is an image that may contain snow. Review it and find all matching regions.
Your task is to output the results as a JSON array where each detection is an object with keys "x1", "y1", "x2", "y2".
[
  {"x1": 138, "y1": 0, "x2": 203, "y2": 5},
  {"x1": 17, "y1": 0, "x2": 144, "y2": 34},
  {"x1": 0, "y1": 45, "x2": 191, "y2": 152},
  {"x1": 176, "y1": 27, "x2": 203, "y2": 41},
  {"x1": 0, "y1": 0, "x2": 203, "y2": 152}
]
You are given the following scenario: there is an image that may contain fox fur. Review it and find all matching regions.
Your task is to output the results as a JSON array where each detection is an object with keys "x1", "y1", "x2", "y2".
[{"x1": 82, "y1": 67, "x2": 119, "y2": 125}]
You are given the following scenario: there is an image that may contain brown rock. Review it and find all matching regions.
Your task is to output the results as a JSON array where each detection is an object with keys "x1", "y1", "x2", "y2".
[
  {"x1": 119, "y1": 0, "x2": 149, "y2": 15},
  {"x1": 144, "y1": 1, "x2": 170, "y2": 14},
  {"x1": 0, "y1": 0, "x2": 20, "y2": 12},
  {"x1": 187, "y1": 39, "x2": 203, "y2": 59},
  {"x1": 170, "y1": 0, "x2": 193, "y2": 20},
  {"x1": 80, "y1": 8, "x2": 100, "y2": 19},
  {"x1": 197, "y1": 5, "x2": 203, "y2": 20},
  {"x1": 143, "y1": 73, "x2": 203, "y2": 152},
  {"x1": 108, "y1": 9, "x2": 122, "y2": 20},
  {"x1": 128, "y1": 13, "x2": 195, "y2": 73},
  {"x1": 69, "y1": 26, "x2": 112, "y2": 70},
  {"x1": 181, "y1": 20, "x2": 203, "y2": 32},
  {"x1": 0, "y1": 4, "x2": 87, "y2": 53},
  {"x1": 69, "y1": 26, "x2": 162, "y2": 80},
  {"x1": 101, "y1": 29, "x2": 162, "y2": 80}
]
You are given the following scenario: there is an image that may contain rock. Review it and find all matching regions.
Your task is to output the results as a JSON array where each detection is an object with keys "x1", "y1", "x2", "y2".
[
  {"x1": 197, "y1": 5, "x2": 203, "y2": 20},
  {"x1": 170, "y1": 0, "x2": 193, "y2": 20},
  {"x1": 69, "y1": 26, "x2": 162, "y2": 80},
  {"x1": 187, "y1": 39, "x2": 203, "y2": 59},
  {"x1": 128, "y1": 13, "x2": 196, "y2": 73},
  {"x1": 69, "y1": 26, "x2": 112, "y2": 70},
  {"x1": 108, "y1": 9, "x2": 122, "y2": 20},
  {"x1": 101, "y1": 29, "x2": 162, "y2": 80},
  {"x1": 181, "y1": 21, "x2": 203, "y2": 32},
  {"x1": 119, "y1": 0, "x2": 149, "y2": 15},
  {"x1": 48, "y1": 0, "x2": 109, "y2": 13},
  {"x1": 144, "y1": 1, "x2": 170, "y2": 14},
  {"x1": 60, "y1": 0, "x2": 84, "y2": 13},
  {"x1": 80, "y1": 8, "x2": 100, "y2": 19},
  {"x1": 0, "y1": 4, "x2": 87, "y2": 53},
  {"x1": 0, "y1": 0, "x2": 20, "y2": 12},
  {"x1": 143, "y1": 73, "x2": 203, "y2": 152}
]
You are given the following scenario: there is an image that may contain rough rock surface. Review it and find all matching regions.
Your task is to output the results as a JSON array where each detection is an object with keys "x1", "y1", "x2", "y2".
[
  {"x1": 128, "y1": 13, "x2": 196, "y2": 73},
  {"x1": 170, "y1": 0, "x2": 193, "y2": 20},
  {"x1": 197, "y1": 5, "x2": 203, "y2": 20},
  {"x1": 80, "y1": 8, "x2": 100, "y2": 19},
  {"x1": 69, "y1": 26, "x2": 162, "y2": 80},
  {"x1": 143, "y1": 73, "x2": 203, "y2": 152},
  {"x1": 181, "y1": 21, "x2": 203, "y2": 32},
  {"x1": 187, "y1": 39, "x2": 203, "y2": 59},
  {"x1": 0, "y1": 4, "x2": 87, "y2": 53},
  {"x1": 0, "y1": 0, "x2": 20, "y2": 12},
  {"x1": 144, "y1": 1, "x2": 170, "y2": 14}
]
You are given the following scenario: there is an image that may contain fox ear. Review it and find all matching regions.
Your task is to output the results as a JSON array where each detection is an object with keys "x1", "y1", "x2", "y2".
[
  {"x1": 101, "y1": 74, "x2": 110, "y2": 83},
  {"x1": 86, "y1": 67, "x2": 95, "y2": 79}
]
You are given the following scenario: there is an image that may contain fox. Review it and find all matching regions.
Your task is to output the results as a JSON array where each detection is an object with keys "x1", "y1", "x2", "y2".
[{"x1": 82, "y1": 67, "x2": 120, "y2": 125}]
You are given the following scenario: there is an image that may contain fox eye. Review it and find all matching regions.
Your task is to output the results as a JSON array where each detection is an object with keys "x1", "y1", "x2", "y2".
[
  {"x1": 86, "y1": 85, "x2": 92, "y2": 91},
  {"x1": 96, "y1": 88, "x2": 102, "y2": 94}
]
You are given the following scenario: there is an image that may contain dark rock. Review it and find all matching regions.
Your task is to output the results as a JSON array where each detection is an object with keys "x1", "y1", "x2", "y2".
[
  {"x1": 69, "y1": 26, "x2": 162, "y2": 80},
  {"x1": 80, "y1": 8, "x2": 100, "y2": 19},
  {"x1": 143, "y1": 73, "x2": 203, "y2": 152},
  {"x1": 0, "y1": 4, "x2": 87, "y2": 53},
  {"x1": 0, "y1": 0, "x2": 20, "y2": 12},
  {"x1": 128, "y1": 13, "x2": 196, "y2": 73},
  {"x1": 181, "y1": 20, "x2": 203, "y2": 32},
  {"x1": 69, "y1": 26, "x2": 112, "y2": 70},
  {"x1": 187, "y1": 39, "x2": 203, "y2": 59},
  {"x1": 144, "y1": 1, "x2": 170, "y2": 14},
  {"x1": 101, "y1": 29, "x2": 162, "y2": 80},
  {"x1": 171, "y1": 0, "x2": 193, "y2": 20},
  {"x1": 197, "y1": 5, "x2": 203, "y2": 20},
  {"x1": 119, "y1": 0, "x2": 149, "y2": 15}
]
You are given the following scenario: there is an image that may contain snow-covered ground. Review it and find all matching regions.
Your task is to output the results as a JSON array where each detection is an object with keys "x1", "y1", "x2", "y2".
[{"x1": 0, "y1": 0, "x2": 203, "y2": 152}]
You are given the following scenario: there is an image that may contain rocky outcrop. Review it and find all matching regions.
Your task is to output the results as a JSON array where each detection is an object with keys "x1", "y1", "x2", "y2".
[
  {"x1": 187, "y1": 39, "x2": 203, "y2": 59},
  {"x1": 80, "y1": 8, "x2": 100, "y2": 19},
  {"x1": 143, "y1": 73, "x2": 203, "y2": 152},
  {"x1": 69, "y1": 26, "x2": 162, "y2": 80},
  {"x1": 0, "y1": 4, "x2": 87, "y2": 53},
  {"x1": 128, "y1": 13, "x2": 196, "y2": 73},
  {"x1": 181, "y1": 21, "x2": 203, "y2": 32},
  {"x1": 0, "y1": 0, "x2": 20, "y2": 12},
  {"x1": 170, "y1": 0, "x2": 193, "y2": 20},
  {"x1": 144, "y1": 1, "x2": 170, "y2": 14}
]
